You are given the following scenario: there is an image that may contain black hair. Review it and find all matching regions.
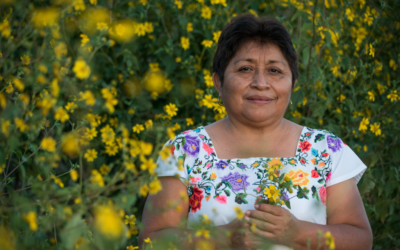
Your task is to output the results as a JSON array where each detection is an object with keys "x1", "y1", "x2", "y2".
[{"x1": 212, "y1": 14, "x2": 299, "y2": 88}]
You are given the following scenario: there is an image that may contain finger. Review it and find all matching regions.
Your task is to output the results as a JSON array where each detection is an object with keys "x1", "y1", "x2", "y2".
[
  {"x1": 244, "y1": 216, "x2": 275, "y2": 232},
  {"x1": 245, "y1": 209, "x2": 277, "y2": 225},
  {"x1": 246, "y1": 222, "x2": 276, "y2": 242},
  {"x1": 255, "y1": 203, "x2": 284, "y2": 216}
]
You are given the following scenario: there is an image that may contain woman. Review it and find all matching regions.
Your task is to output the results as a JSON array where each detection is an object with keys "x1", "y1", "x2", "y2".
[{"x1": 139, "y1": 14, "x2": 373, "y2": 249}]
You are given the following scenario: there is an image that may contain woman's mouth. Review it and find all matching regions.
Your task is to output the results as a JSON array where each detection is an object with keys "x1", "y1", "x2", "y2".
[{"x1": 246, "y1": 95, "x2": 276, "y2": 104}]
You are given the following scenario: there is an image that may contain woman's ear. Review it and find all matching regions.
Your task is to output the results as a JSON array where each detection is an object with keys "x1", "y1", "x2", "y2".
[{"x1": 212, "y1": 72, "x2": 222, "y2": 96}]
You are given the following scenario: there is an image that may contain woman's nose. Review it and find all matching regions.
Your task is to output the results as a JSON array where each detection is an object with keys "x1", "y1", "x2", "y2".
[{"x1": 252, "y1": 70, "x2": 270, "y2": 89}]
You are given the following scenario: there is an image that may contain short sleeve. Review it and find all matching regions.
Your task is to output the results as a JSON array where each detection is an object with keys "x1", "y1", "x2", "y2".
[
  {"x1": 326, "y1": 135, "x2": 367, "y2": 187},
  {"x1": 155, "y1": 136, "x2": 189, "y2": 187}
]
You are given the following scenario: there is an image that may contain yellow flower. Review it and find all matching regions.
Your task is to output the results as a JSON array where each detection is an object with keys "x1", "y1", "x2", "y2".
[
  {"x1": 364, "y1": 145, "x2": 368, "y2": 152},
  {"x1": 73, "y1": 57, "x2": 91, "y2": 80},
  {"x1": 140, "y1": 184, "x2": 149, "y2": 196},
  {"x1": 201, "y1": 5, "x2": 212, "y2": 19},
  {"x1": 359, "y1": 117, "x2": 369, "y2": 132},
  {"x1": 21, "y1": 55, "x2": 30, "y2": 65},
  {"x1": 181, "y1": 36, "x2": 190, "y2": 50},
  {"x1": 323, "y1": 231, "x2": 335, "y2": 250},
  {"x1": 201, "y1": 40, "x2": 213, "y2": 48},
  {"x1": 369, "y1": 44, "x2": 375, "y2": 58},
  {"x1": 100, "y1": 164, "x2": 110, "y2": 175},
  {"x1": 90, "y1": 0, "x2": 97, "y2": 5},
  {"x1": 196, "y1": 228, "x2": 210, "y2": 239},
  {"x1": 268, "y1": 158, "x2": 283, "y2": 170},
  {"x1": 234, "y1": 207, "x2": 244, "y2": 219},
  {"x1": 94, "y1": 205, "x2": 125, "y2": 239},
  {"x1": 91, "y1": 169, "x2": 105, "y2": 186},
  {"x1": 97, "y1": 22, "x2": 109, "y2": 31},
  {"x1": 186, "y1": 118, "x2": 194, "y2": 126},
  {"x1": 41, "y1": 137, "x2": 56, "y2": 152},
  {"x1": 164, "y1": 103, "x2": 178, "y2": 117},
  {"x1": 23, "y1": 212, "x2": 38, "y2": 231},
  {"x1": 144, "y1": 238, "x2": 153, "y2": 248},
  {"x1": 175, "y1": 0, "x2": 182, "y2": 9},
  {"x1": 175, "y1": 57, "x2": 181, "y2": 63},
  {"x1": 53, "y1": 176, "x2": 64, "y2": 188},
  {"x1": 1, "y1": 119, "x2": 10, "y2": 136},
  {"x1": 145, "y1": 119, "x2": 153, "y2": 129},
  {"x1": 79, "y1": 91, "x2": 96, "y2": 106},
  {"x1": 387, "y1": 90, "x2": 398, "y2": 102},
  {"x1": 70, "y1": 169, "x2": 79, "y2": 181},
  {"x1": 132, "y1": 124, "x2": 145, "y2": 134},
  {"x1": 109, "y1": 19, "x2": 136, "y2": 43},
  {"x1": 127, "y1": 245, "x2": 139, "y2": 250},
  {"x1": 54, "y1": 42, "x2": 68, "y2": 59},
  {"x1": 80, "y1": 34, "x2": 89, "y2": 46},
  {"x1": 54, "y1": 107, "x2": 69, "y2": 123},
  {"x1": 140, "y1": 158, "x2": 157, "y2": 175},
  {"x1": 84, "y1": 127, "x2": 98, "y2": 140},
  {"x1": 368, "y1": 91, "x2": 375, "y2": 102},
  {"x1": 202, "y1": 94, "x2": 217, "y2": 108},
  {"x1": 75, "y1": 198, "x2": 82, "y2": 204},
  {"x1": 213, "y1": 31, "x2": 221, "y2": 43},
  {"x1": 149, "y1": 178, "x2": 162, "y2": 195},
  {"x1": 345, "y1": 8, "x2": 355, "y2": 21},
  {"x1": 0, "y1": 93, "x2": 6, "y2": 108},
  {"x1": 125, "y1": 215, "x2": 136, "y2": 226},
  {"x1": 370, "y1": 123, "x2": 381, "y2": 136},
  {"x1": 187, "y1": 22, "x2": 193, "y2": 32},
  {"x1": 105, "y1": 143, "x2": 119, "y2": 156},
  {"x1": 264, "y1": 184, "x2": 280, "y2": 203},
  {"x1": 31, "y1": 7, "x2": 60, "y2": 29},
  {"x1": 84, "y1": 149, "x2": 98, "y2": 162}
]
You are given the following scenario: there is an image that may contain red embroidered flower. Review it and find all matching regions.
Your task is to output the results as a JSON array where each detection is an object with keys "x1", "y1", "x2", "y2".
[
  {"x1": 306, "y1": 132, "x2": 312, "y2": 136},
  {"x1": 171, "y1": 145, "x2": 176, "y2": 155},
  {"x1": 311, "y1": 170, "x2": 319, "y2": 178},
  {"x1": 300, "y1": 158, "x2": 306, "y2": 164},
  {"x1": 299, "y1": 141, "x2": 312, "y2": 152},
  {"x1": 189, "y1": 185, "x2": 204, "y2": 212},
  {"x1": 321, "y1": 152, "x2": 329, "y2": 157}
]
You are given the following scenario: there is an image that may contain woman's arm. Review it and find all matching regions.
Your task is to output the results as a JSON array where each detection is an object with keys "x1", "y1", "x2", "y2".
[
  {"x1": 291, "y1": 177, "x2": 373, "y2": 249},
  {"x1": 138, "y1": 176, "x2": 241, "y2": 249},
  {"x1": 243, "y1": 178, "x2": 373, "y2": 250}
]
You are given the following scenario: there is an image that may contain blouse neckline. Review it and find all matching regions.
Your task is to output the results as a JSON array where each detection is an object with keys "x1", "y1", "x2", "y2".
[{"x1": 199, "y1": 125, "x2": 307, "y2": 161}]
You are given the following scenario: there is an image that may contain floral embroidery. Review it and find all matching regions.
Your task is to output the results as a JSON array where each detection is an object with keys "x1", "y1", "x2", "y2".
[
  {"x1": 299, "y1": 141, "x2": 312, "y2": 152},
  {"x1": 327, "y1": 135, "x2": 342, "y2": 152},
  {"x1": 183, "y1": 135, "x2": 201, "y2": 157},
  {"x1": 189, "y1": 185, "x2": 204, "y2": 212},
  {"x1": 318, "y1": 186, "x2": 327, "y2": 206},
  {"x1": 287, "y1": 169, "x2": 310, "y2": 186},
  {"x1": 216, "y1": 160, "x2": 229, "y2": 170},
  {"x1": 220, "y1": 172, "x2": 250, "y2": 192},
  {"x1": 163, "y1": 126, "x2": 345, "y2": 211},
  {"x1": 215, "y1": 195, "x2": 227, "y2": 204},
  {"x1": 202, "y1": 142, "x2": 214, "y2": 155}
]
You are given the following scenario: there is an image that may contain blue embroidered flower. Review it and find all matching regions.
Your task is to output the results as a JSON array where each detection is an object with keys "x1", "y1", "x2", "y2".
[
  {"x1": 221, "y1": 172, "x2": 250, "y2": 192},
  {"x1": 327, "y1": 136, "x2": 342, "y2": 152},
  {"x1": 183, "y1": 135, "x2": 201, "y2": 157},
  {"x1": 311, "y1": 148, "x2": 318, "y2": 156},
  {"x1": 216, "y1": 160, "x2": 229, "y2": 170}
]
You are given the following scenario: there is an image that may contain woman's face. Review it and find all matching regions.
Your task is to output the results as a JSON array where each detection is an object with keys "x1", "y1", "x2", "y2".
[{"x1": 213, "y1": 41, "x2": 294, "y2": 126}]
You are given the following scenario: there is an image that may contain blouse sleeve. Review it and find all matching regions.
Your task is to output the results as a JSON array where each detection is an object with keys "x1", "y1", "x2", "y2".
[
  {"x1": 326, "y1": 135, "x2": 367, "y2": 187},
  {"x1": 155, "y1": 136, "x2": 189, "y2": 187}
]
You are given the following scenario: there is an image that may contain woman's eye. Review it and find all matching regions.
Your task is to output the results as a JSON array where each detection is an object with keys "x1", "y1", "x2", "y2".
[
  {"x1": 239, "y1": 67, "x2": 251, "y2": 72},
  {"x1": 270, "y1": 68, "x2": 280, "y2": 73}
]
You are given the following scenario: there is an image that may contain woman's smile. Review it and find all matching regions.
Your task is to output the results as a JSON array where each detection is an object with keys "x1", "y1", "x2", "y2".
[{"x1": 245, "y1": 94, "x2": 276, "y2": 104}]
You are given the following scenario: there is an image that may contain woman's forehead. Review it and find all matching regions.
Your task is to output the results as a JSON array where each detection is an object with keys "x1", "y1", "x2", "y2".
[{"x1": 231, "y1": 42, "x2": 287, "y2": 65}]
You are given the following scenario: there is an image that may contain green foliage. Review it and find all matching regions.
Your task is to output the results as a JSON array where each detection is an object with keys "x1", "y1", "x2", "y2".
[{"x1": 0, "y1": 0, "x2": 399, "y2": 249}]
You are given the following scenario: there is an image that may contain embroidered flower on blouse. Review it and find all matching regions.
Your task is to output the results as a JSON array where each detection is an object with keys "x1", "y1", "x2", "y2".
[
  {"x1": 221, "y1": 172, "x2": 250, "y2": 192},
  {"x1": 183, "y1": 135, "x2": 201, "y2": 157},
  {"x1": 327, "y1": 136, "x2": 342, "y2": 152},
  {"x1": 216, "y1": 160, "x2": 229, "y2": 170}
]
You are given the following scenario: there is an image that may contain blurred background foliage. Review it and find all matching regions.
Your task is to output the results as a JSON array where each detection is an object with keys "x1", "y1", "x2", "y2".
[{"x1": 0, "y1": 0, "x2": 399, "y2": 249}]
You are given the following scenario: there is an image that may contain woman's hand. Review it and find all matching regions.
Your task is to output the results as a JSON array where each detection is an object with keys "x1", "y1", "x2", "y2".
[{"x1": 243, "y1": 203, "x2": 301, "y2": 248}]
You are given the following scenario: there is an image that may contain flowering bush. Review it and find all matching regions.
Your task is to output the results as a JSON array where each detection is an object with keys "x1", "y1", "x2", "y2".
[{"x1": 0, "y1": 0, "x2": 399, "y2": 249}]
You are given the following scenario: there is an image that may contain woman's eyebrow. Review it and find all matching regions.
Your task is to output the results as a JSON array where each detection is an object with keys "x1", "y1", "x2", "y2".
[{"x1": 233, "y1": 58, "x2": 287, "y2": 66}]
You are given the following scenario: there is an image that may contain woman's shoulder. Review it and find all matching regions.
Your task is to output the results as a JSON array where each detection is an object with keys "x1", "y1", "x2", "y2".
[{"x1": 303, "y1": 126, "x2": 345, "y2": 153}]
